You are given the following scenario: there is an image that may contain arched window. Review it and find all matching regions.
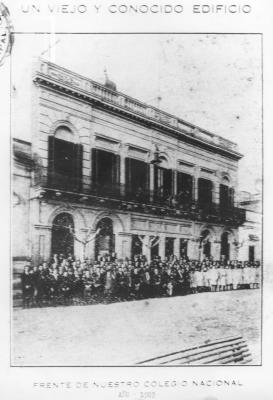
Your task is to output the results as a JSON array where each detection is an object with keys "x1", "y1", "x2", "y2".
[
  {"x1": 51, "y1": 213, "x2": 74, "y2": 257},
  {"x1": 95, "y1": 218, "x2": 115, "y2": 258},
  {"x1": 48, "y1": 126, "x2": 83, "y2": 192}
]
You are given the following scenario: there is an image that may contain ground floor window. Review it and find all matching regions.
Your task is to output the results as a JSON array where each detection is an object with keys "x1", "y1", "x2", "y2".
[
  {"x1": 221, "y1": 231, "x2": 230, "y2": 260},
  {"x1": 151, "y1": 237, "x2": 159, "y2": 259},
  {"x1": 180, "y1": 238, "x2": 188, "y2": 258},
  {"x1": 95, "y1": 218, "x2": 115, "y2": 258},
  {"x1": 165, "y1": 237, "x2": 174, "y2": 259}
]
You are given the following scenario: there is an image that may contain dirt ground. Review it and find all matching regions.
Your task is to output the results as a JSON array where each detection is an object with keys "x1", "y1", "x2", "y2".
[{"x1": 12, "y1": 289, "x2": 261, "y2": 366}]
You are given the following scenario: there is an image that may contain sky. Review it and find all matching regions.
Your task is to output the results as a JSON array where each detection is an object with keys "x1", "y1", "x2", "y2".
[{"x1": 11, "y1": 33, "x2": 262, "y2": 193}]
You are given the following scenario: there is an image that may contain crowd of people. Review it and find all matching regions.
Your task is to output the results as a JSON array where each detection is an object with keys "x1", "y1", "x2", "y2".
[{"x1": 20, "y1": 254, "x2": 261, "y2": 308}]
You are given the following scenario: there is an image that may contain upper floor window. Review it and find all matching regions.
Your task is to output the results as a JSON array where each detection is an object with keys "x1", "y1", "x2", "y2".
[
  {"x1": 125, "y1": 157, "x2": 149, "y2": 201},
  {"x1": 48, "y1": 127, "x2": 82, "y2": 192},
  {"x1": 154, "y1": 165, "x2": 173, "y2": 200},
  {"x1": 220, "y1": 177, "x2": 234, "y2": 210},
  {"x1": 177, "y1": 172, "x2": 193, "y2": 205},
  {"x1": 91, "y1": 148, "x2": 120, "y2": 194},
  {"x1": 198, "y1": 178, "x2": 213, "y2": 209}
]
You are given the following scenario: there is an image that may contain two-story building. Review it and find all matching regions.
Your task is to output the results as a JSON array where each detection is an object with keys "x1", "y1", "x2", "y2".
[{"x1": 12, "y1": 59, "x2": 246, "y2": 268}]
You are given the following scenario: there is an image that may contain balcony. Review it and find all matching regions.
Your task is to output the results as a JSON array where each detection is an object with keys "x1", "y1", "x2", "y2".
[{"x1": 32, "y1": 168, "x2": 246, "y2": 227}]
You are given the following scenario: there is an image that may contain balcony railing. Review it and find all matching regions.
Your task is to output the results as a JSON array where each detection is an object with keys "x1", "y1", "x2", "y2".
[{"x1": 33, "y1": 168, "x2": 246, "y2": 226}]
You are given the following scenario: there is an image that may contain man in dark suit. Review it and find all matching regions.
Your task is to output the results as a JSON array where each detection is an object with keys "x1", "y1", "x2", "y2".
[{"x1": 21, "y1": 265, "x2": 34, "y2": 308}]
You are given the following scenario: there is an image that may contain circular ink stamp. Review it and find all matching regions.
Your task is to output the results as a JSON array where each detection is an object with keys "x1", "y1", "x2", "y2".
[{"x1": 0, "y1": 2, "x2": 13, "y2": 66}]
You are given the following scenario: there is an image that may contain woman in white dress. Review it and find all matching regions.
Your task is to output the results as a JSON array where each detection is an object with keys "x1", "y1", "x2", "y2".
[
  {"x1": 233, "y1": 265, "x2": 242, "y2": 290},
  {"x1": 218, "y1": 264, "x2": 226, "y2": 291},
  {"x1": 195, "y1": 266, "x2": 203, "y2": 293},
  {"x1": 225, "y1": 265, "x2": 232, "y2": 291},
  {"x1": 209, "y1": 264, "x2": 218, "y2": 292}
]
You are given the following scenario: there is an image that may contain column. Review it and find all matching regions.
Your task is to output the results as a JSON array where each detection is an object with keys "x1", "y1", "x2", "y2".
[
  {"x1": 193, "y1": 167, "x2": 200, "y2": 202},
  {"x1": 74, "y1": 228, "x2": 89, "y2": 261},
  {"x1": 174, "y1": 237, "x2": 180, "y2": 258},
  {"x1": 187, "y1": 238, "x2": 200, "y2": 260},
  {"x1": 193, "y1": 177, "x2": 198, "y2": 202},
  {"x1": 82, "y1": 143, "x2": 92, "y2": 193},
  {"x1": 211, "y1": 240, "x2": 221, "y2": 261},
  {"x1": 85, "y1": 229, "x2": 96, "y2": 261},
  {"x1": 141, "y1": 235, "x2": 151, "y2": 262},
  {"x1": 229, "y1": 237, "x2": 238, "y2": 260},
  {"x1": 159, "y1": 236, "x2": 165, "y2": 260},
  {"x1": 115, "y1": 233, "x2": 133, "y2": 260},
  {"x1": 32, "y1": 225, "x2": 52, "y2": 265},
  {"x1": 213, "y1": 181, "x2": 220, "y2": 204},
  {"x1": 120, "y1": 154, "x2": 126, "y2": 196}
]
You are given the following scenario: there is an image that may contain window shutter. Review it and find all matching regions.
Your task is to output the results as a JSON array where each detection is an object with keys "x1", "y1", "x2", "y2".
[
  {"x1": 165, "y1": 168, "x2": 172, "y2": 196},
  {"x1": 177, "y1": 171, "x2": 182, "y2": 194},
  {"x1": 154, "y1": 165, "x2": 159, "y2": 192},
  {"x1": 146, "y1": 163, "x2": 150, "y2": 192},
  {"x1": 125, "y1": 157, "x2": 131, "y2": 193},
  {"x1": 114, "y1": 154, "x2": 120, "y2": 186},
  {"x1": 91, "y1": 148, "x2": 98, "y2": 187},
  {"x1": 47, "y1": 135, "x2": 55, "y2": 186},
  {"x1": 229, "y1": 187, "x2": 235, "y2": 207},
  {"x1": 74, "y1": 143, "x2": 83, "y2": 191},
  {"x1": 172, "y1": 170, "x2": 176, "y2": 195}
]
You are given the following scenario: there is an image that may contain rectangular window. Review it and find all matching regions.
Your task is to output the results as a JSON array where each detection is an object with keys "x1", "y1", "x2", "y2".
[
  {"x1": 198, "y1": 178, "x2": 213, "y2": 209},
  {"x1": 165, "y1": 237, "x2": 174, "y2": 259},
  {"x1": 177, "y1": 172, "x2": 193, "y2": 205},
  {"x1": 91, "y1": 148, "x2": 120, "y2": 195},
  {"x1": 125, "y1": 157, "x2": 149, "y2": 201},
  {"x1": 220, "y1": 184, "x2": 235, "y2": 210}
]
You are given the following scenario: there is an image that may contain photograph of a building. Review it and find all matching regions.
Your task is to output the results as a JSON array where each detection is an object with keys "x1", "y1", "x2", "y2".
[
  {"x1": 12, "y1": 34, "x2": 262, "y2": 366},
  {"x1": 13, "y1": 57, "x2": 249, "y2": 266}
]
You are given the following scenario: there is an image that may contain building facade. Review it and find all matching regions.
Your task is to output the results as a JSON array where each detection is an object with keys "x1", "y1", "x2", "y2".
[
  {"x1": 12, "y1": 59, "x2": 246, "y2": 268},
  {"x1": 238, "y1": 191, "x2": 262, "y2": 262}
]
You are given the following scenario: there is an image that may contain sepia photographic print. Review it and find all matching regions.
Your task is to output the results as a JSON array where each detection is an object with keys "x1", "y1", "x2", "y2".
[{"x1": 11, "y1": 33, "x2": 262, "y2": 367}]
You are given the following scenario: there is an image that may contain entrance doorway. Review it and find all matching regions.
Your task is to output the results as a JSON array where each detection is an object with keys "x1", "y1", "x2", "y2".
[
  {"x1": 132, "y1": 234, "x2": 143, "y2": 257},
  {"x1": 221, "y1": 232, "x2": 230, "y2": 260},
  {"x1": 165, "y1": 237, "x2": 175, "y2": 259},
  {"x1": 95, "y1": 218, "x2": 115, "y2": 258},
  {"x1": 51, "y1": 213, "x2": 74, "y2": 257},
  {"x1": 151, "y1": 237, "x2": 159, "y2": 259}
]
